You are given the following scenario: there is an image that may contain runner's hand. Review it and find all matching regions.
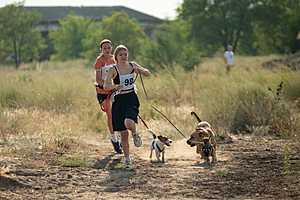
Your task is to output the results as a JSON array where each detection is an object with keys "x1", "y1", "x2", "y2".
[{"x1": 112, "y1": 84, "x2": 123, "y2": 91}]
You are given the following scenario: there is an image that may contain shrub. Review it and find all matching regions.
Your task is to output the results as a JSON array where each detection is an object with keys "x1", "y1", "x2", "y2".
[{"x1": 230, "y1": 82, "x2": 295, "y2": 137}]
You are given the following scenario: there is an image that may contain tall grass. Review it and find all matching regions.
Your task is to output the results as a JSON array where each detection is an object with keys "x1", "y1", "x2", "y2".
[{"x1": 0, "y1": 56, "x2": 299, "y2": 143}]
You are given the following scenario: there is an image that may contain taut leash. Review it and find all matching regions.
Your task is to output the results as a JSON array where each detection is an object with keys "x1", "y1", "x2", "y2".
[
  {"x1": 139, "y1": 73, "x2": 149, "y2": 100},
  {"x1": 151, "y1": 105, "x2": 187, "y2": 139},
  {"x1": 137, "y1": 114, "x2": 150, "y2": 129},
  {"x1": 191, "y1": 111, "x2": 202, "y2": 123},
  {"x1": 138, "y1": 71, "x2": 186, "y2": 139}
]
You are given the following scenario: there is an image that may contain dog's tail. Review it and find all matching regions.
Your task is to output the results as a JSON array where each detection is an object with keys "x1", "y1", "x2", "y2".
[
  {"x1": 191, "y1": 111, "x2": 201, "y2": 122},
  {"x1": 147, "y1": 129, "x2": 157, "y2": 139}
]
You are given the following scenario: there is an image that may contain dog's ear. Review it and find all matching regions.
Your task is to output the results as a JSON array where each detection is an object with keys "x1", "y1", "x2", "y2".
[
  {"x1": 158, "y1": 135, "x2": 169, "y2": 142},
  {"x1": 198, "y1": 128, "x2": 208, "y2": 137},
  {"x1": 206, "y1": 128, "x2": 215, "y2": 137},
  {"x1": 157, "y1": 135, "x2": 163, "y2": 140}
]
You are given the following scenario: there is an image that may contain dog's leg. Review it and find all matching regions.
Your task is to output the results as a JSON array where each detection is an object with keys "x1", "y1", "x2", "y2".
[
  {"x1": 197, "y1": 144, "x2": 204, "y2": 158},
  {"x1": 200, "y1": 151, "x2": 205, "y2": 160},
  {"x1": 196, "y1": 144, "x2": 201, "y2": 154},
  {"x1": 162, "y1": 151, "x2": 165, "y2": 163},
  {"x1": 205, "y1": 156, "x2": 210, "y2": 163},
  {"x1": 150, "y1": 148, "x2": 153, "y2": 161},
  {"x1": 155, "y1": 149, "x2": 161, "y2": 162},
  {"x1": 212, "y1": 148, "x2": 217, "y2": 163}
]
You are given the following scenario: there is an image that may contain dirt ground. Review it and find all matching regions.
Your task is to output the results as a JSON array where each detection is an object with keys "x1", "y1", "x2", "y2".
[{"x1": 1, "y1": 133, "x2": 300, "y2": 200}]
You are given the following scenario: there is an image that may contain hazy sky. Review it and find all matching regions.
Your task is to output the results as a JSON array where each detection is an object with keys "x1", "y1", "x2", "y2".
[{"x1": 0, "y1": 0, "x2": 183, "y2": 19}]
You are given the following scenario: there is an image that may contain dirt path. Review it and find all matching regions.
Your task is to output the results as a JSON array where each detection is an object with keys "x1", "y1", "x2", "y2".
[{"x1": 1, "y1": 135, "x2": 300, "y2": 200}]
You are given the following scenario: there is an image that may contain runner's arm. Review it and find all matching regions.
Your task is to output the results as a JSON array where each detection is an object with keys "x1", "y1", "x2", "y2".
[
  {"x1": 94, "y1": 58, "x2": 103, "y2": 86},
  {"x1": 103, "y1": 67, "x2": 122, "y2": 91},
  {"x1": 131, "y1": 62, "x2": 151, "y2": 77}
]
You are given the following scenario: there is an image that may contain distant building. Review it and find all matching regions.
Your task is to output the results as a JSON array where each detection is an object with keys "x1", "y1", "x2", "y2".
[
  {"x1": 24, "y1": 6, "x2": 163, "y2": 60},
  {"x1": 25, "y1": 6, "x2": 162, "y2": 36}
]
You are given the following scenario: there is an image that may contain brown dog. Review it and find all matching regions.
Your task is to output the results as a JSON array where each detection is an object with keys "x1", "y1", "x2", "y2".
[{"x1": 186, "y1": 121, "x2": 217, "y2": 163}]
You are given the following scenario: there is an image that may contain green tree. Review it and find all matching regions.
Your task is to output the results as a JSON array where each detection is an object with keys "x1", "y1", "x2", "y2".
[
  {"x1": 100, "y1": 12, "x2": 147, "y2": 60},
  {"x1": 141, "y1": 20, "x2": 200, "y2": 71},
  {"x1": 254, "y1": 0, "x2": 300, "y2": 54},
  {"x1": 81, "y1": 22, "x2": 103, "y2": 64},
  {"x1": 0, "y1": 4, "x2": 45, "y2": 68},
  {"x1": 50, "y1": 14, "x2": 92, "y2": 60},
  {"x1": 179, "y1": 0, "x2": 258, "y2": 54}
]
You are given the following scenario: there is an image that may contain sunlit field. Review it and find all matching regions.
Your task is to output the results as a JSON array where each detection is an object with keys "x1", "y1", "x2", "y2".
[
  {"x1": 1, "y1": 56, "x2": 300, "y2": 199},
  {"x1": 1, "y1": 56, "x2": 300, "y2": 152}
]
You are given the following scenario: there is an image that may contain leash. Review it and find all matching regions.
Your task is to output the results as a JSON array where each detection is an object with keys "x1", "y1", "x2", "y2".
[
  {"x1": 137, "y1": 114, "x2": 150, "y2": 129},
  {"x1": 137, "y1": 68, "x2": 186, "y2": 139},
  {"x1": 191, "y1": 111, "x2": 201, "y2": 123},
  {"x1": 139, "y1": 73, "x2": 149, "y2": 100},
  {"x1": 151, "y1": 105, "x2": 187, "y2": 139},
  {"x1": 138, "y1": 114, "x2": 158, "y2": 139}
]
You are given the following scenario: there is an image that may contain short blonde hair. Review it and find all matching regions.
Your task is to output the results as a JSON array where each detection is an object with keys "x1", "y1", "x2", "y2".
[{"x1": 113, "y1": 45, "x2": 128, "y2": 63}]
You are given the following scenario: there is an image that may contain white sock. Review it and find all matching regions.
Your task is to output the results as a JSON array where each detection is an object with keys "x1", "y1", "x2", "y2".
[
  {"x1": 111, "y1": 134, "x2": 117, "y2": 142},
  {"x1": 125, "y1": 155, "x2": 131, "y2": 162}
]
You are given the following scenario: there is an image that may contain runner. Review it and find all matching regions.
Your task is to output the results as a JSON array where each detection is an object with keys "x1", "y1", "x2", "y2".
[
  {"x1": 104, "y1": 44, "x2": 151, "y2": 167},
  {"x1": 94, "y1": 39, "x2": 122, "y2": 154}
]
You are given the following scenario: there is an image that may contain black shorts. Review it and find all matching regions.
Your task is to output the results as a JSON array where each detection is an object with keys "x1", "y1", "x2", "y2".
[
  {"x1": 97, "y1": 93, "x2": 109, "y2": 104},
  {"x1": 112, "y1": 91, "x2": 140, "y2": 131}
]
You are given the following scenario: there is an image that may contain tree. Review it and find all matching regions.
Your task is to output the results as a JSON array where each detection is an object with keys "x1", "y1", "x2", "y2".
[
  {"x1": 50, "y1": 14, "x2": 92, "y2": 60},
  {"x1": 81, "y1": 22, "x2": 104, "y2": 64},
  {"x1": 140, "y1": 20, "x2": 200, "y2": 71},
  {"x1": 100, "y1": 12, "x2": 147, "y2": 60},
  {"x1": 0, "y1": 4, "x2": 45, "y2": 68},
  {"x1": 253, "y1": 0, "x2": 300, "y2": 54},
  {"x1": 179, "y1": 0, "x2": 258, "y2": 54}
]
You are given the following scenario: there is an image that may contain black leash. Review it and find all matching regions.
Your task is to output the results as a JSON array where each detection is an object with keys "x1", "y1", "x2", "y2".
[
  {"x1": 151, "y1": 105, "x2": 187, "y2": 139},
  {"x1": 137, "y1": 114, "x2": 150, "y2": 129},
  {"x1": 191, "y1": 111, "x2": 202, "y2": 123},
  {"x1": 139, "y1": 73, "x2": 149, "y2": 99},
  {"x1": 138, "y1": 114, "x2": 158, "y2": 139},
  {"x1": 138, "y1": 70, "x2": 186, "y2": 139}
]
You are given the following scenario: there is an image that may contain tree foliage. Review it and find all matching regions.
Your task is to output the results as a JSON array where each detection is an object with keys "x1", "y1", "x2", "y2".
[
  {"x1": 0, "y1": 4, "x2": 45, "y2": 68},
  {"x1": 179, "y1": 0, "x2": 300, "y2": 54},
  {"x1": 253, "y1": 0, "x2": 300, "y2": 53},
  {"x1": 140, "y1": 20, "x2": 200, "y2": 71},
  {"x1": 81, "y1": 22, "x2": 103, "y2": 63},
  {"x1": 49, "y1": 14, "x2": 92, "y2": 60},
  {"x1": 61, "y1": 12, "x2": 147, "y2": 63},
  {"x1": 100, "y1": 12, "x2": 147, "y2": 60},
  {"x1": 179, "y1": 0, "x2": 257, "y2": 54}
]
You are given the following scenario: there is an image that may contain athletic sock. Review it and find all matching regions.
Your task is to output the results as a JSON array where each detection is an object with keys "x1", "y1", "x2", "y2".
[{"x1": 111, "y1": 133, "x2": 118, "y2": 142}]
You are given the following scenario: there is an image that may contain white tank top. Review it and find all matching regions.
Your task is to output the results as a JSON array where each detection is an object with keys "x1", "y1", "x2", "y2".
[
  {"x1": 119, "y1": 72, "x2": 135, "y2": 92},
  {"x1": 101, "y1": 64, "x2": 114, "y2": 80}
]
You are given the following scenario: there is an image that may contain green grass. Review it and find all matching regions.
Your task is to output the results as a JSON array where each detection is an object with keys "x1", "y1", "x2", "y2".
[
  {"x1": 58, "y1": 154, "x2": 90, "y2": 167},
  {"x1": 215, "y1": 169, "x2": 229, "y2": 177}
]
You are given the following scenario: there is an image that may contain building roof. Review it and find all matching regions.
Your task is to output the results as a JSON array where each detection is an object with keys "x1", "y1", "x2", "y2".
[{"x1": 25, "y1": 6, "x2": 162, "y2": 24}]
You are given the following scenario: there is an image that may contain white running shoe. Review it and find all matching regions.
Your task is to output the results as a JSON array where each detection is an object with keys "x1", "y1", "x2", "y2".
[
  {"x1": 132, "y1": 132, "x2": 142, "y2": 147},
  {"x1": 123, "y1": 156, "x2": 133, "y2": 169}
]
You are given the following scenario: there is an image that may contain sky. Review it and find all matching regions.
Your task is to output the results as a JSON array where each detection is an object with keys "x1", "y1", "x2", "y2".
[{"x1": 0, "y1": 0, "x2": 183, "y2": 19}]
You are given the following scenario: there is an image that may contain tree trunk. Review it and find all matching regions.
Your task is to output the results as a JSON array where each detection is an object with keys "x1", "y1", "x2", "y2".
[{"x1": 12, "y1": 39, "x2": 20, "y2": 69}]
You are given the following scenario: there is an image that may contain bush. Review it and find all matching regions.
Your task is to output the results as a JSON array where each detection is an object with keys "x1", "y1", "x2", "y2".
[{"x1": 230, "y1": 83, "x2": 294, "y2": 137}]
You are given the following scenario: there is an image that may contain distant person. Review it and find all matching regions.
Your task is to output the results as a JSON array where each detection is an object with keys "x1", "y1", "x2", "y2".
[
  {"x1": 94, "y1": 39, "x2": 122, "y2": 154},
  {"x1": 224, "y1": 45, "x2": 234, "y2": 73},
  {"x1": 104, "y1": 45, "x2": 151, "y2": 168}
]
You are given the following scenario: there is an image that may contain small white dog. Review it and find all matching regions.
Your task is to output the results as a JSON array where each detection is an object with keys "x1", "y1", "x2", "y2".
[{"x1": 148, "y1": 130, "x2": 172, "y2": 163}]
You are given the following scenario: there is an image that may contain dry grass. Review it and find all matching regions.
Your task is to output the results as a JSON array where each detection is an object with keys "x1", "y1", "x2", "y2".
[{"x1": 0, "y1": 56, "x2": 299, "y2": 155}]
